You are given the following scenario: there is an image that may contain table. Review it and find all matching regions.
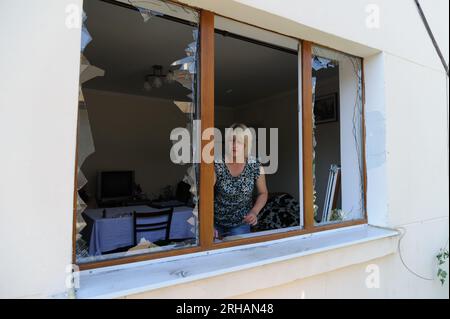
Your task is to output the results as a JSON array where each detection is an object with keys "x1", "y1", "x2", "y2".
[{"x1": 82, "y1": 205, "x2": 194, "y2": 256}]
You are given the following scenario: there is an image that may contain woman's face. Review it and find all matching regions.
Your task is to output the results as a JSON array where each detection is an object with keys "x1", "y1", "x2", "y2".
[{"x1": 228, "y1": 136, "x2": 245, "y2": 161}]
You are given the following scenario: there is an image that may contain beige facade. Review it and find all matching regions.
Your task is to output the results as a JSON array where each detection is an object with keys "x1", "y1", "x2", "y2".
[{"x1": 0, "y1": 0, "x2": 448, "y2": 298}]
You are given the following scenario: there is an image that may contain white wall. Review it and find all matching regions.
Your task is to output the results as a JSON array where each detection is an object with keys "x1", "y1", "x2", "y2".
[
  {"x1": 0, "y1": 0, "x2": 82, "y2": 298},
  {"x1": 0, "y1": 0, "x2": 448, "y2": 298}
]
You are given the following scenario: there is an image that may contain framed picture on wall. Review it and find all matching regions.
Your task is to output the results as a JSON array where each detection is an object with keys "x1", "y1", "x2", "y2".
[{"x1": 314, "y1": 93, "x2": 338, "y2": 124}]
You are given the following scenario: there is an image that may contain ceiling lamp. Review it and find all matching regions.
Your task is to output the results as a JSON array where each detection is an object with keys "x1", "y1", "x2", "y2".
[{"x1": 143, "y1": 65, "x2": 174, "y2": 91}]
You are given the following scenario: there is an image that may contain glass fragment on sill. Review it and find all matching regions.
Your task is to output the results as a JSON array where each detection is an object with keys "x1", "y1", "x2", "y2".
[
  {"x1": 125, "y1": 238, "x2": 162, "y2": 255},
  {"x1": 311, "y1": 45, "x2": 365, "y2": 225}
]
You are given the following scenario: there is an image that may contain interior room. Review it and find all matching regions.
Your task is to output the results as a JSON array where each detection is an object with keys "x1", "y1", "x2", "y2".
[
  {"x1": 312, "y1": 62, "x2": 342, "y2": 223},
  {"x1": 312, "y1": 46, "x2": 365, "y2": 225},
  {"x1": 213, "y1": 24, "x2": 302, "y2": 238},
  {"x1": 76, "y1": 0, "x2": 200, "y2": 262}
]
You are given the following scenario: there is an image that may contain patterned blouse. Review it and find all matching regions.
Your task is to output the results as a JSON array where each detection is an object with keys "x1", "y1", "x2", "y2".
[{"x1": 214, "y1": 156, "x2": 261, "y2": 227}]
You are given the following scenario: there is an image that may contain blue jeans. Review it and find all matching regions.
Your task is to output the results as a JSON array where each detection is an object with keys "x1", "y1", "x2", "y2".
[{"x1": 215, "y1": 224, "x2": 251, "y2": 238}]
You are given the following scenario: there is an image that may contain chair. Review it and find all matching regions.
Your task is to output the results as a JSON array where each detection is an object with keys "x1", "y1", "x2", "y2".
[{"x1": 132, "y1": 208, "x2": 173, "y2": 246}]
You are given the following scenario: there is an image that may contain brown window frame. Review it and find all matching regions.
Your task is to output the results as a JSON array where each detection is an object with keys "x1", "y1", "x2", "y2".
[{"x1": 73, "y1": 6, "x2": 367, "y2": 270}]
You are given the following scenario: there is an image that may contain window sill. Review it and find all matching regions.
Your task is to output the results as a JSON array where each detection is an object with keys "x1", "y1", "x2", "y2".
[{"x1": 71, "y1": 224, "x2": 399, "y2": 299}]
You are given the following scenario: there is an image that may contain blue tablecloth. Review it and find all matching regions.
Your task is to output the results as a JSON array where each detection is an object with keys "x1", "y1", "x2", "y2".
[{"x1": 83, "y1": 205, "x2": 194, "y2": 256}]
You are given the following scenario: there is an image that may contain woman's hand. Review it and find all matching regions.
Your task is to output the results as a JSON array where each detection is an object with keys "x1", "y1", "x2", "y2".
[
  {"x1": 243, "y1": 211, "x2": 258, "y2": 226},
  {"x1": 243, "y1": 167, "x2": 267, "y2": 226}
]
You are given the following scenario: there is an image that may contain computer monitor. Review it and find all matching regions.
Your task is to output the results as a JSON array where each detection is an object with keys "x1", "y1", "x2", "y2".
[{"x1": 97, "y1": 170, "x2": 134, "y2": 201}]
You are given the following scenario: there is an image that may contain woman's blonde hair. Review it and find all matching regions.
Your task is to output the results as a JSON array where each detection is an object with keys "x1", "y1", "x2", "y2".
[{"x1": 225, "y1": 123, "x2": 253, "y2": 160}]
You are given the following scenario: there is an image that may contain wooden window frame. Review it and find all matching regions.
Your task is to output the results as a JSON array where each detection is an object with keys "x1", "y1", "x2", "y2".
[{"x1": 73, "y1": 5, "x2": 367, "y2": 270}]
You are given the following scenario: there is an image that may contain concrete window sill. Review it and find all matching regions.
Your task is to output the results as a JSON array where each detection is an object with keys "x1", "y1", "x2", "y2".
[{"x1": 72, "y1": 224, "x2": 399, "y2": 299}]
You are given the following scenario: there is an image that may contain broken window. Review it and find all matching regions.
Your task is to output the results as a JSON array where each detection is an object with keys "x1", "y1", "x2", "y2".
[
  {"x1": 75, "y1": 0, "x2": 200, "y2": 263},
  {"x1": 72, "y1": 1, "x2": 369, "y2": 268},
  {"x1": 311, "y1": 45, "x2": 365, "y2": 225}
]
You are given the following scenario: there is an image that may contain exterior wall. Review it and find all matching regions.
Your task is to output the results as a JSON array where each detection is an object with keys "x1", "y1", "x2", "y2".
[
  {"x1": 0, "y1": 0, "x2": 81, "y2": 298},
  {"x1": 0, "y1": 0, "x2": 448, "y2": 298}
]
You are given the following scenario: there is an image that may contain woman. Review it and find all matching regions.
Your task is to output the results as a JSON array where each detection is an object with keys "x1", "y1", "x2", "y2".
[{"x1": 214, "y1": 123, "x2": 268, "y2": 238}]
